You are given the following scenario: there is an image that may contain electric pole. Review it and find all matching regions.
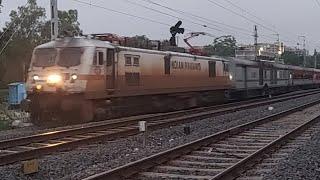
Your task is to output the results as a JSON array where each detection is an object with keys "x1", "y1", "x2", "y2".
[
  {"x1": 254, "y1": 25, "x2": 258, "y2": 61},
  {"x1": 51, "y1": 0, "x2": 59, "y2": 40},
  {"x1": 273, "y1": 33, "x2": 281, "y2": 63},
  {"x1": 315, "y1": 49, "x2": 318, "y2": 69},
  {"x1": 299, "y1": 36, "x2": 306, "y2": 67}
]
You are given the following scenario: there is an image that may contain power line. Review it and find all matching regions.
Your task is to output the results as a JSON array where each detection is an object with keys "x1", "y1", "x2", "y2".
[
  {"x1": 141, "y1": 0, "x2": 251, "y2": 34},
  {"x1": 316, "y1": 0, "x2": 320, "y2": 7},
  {"x1": 222, "y1": 0, "x2": 276, "y2": 29},
  {"x1": 142, "y1": 0, "x2": 282, "y2": 42},
  {"x1": 71, "y1": 0, "x2": 172, "y2": 27},
  {"x1": 0, "y1": 1, "x2": 29, "y2": 41},
  {"x1": 140, "y1": 0, "x2": 268, "y2": 41},
  {"x1": 0, "y1": 14, "x2": 29, "y2": 57},
  {"x1": 72, "y1": 0, "x2": 218, "y2": 45},
  {"x1": 122, "y1": 0, "x2": 223, "y2": 32},
  {"x1": 206, "y1": 0, "x2": 277, "y2": 34},
  {"x1": 120, "y1": 0, "x2": 223, "y2": 32},
  {"x1": 206, "y1": 0, "x2": 302, "y2": 46}
]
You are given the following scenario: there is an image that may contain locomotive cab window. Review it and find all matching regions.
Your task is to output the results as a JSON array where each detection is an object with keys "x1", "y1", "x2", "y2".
[
  {"x1": 98, "y1": 52, "x2": 104, "y2": 65},
  {"x1": 94, "y1": 51, "x2": 104, "y2": 66},
  {"x1": 107, "y1": 49, "x2": 114, "y2": 66}
]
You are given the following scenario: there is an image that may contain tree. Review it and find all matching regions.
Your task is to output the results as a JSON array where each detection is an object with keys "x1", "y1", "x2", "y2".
[
  {"x1": 40, "y1": 9, "x2": 82, "y2": 42},
  {"x1": 204, "y1": 35, "x2": 237, "y2": 57},
  {"x1": 0, "y1": 0, "x2": 3, "y2": 13},
  {"x1": 0, "y1": 0, "x2": 82, "y2": 86},
  {"x1": 125, "y1": 35, "x2": 153, "y2": 49},
  {"x1": 281, "y1": 51, "x2": 303, "y2": 66},
  {"x1": 0, "y1": 0, "x2": 46, "y2": 84}
]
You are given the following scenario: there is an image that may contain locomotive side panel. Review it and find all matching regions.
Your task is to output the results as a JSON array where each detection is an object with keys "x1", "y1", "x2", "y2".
[{"x1": 112, "y1": 50, "x2": 232, "y2": 97}]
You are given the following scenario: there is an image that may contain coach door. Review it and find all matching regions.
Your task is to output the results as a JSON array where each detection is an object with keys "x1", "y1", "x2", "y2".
[{"x1": 106, "y1": 49, "x2": 115, "y2": 89}]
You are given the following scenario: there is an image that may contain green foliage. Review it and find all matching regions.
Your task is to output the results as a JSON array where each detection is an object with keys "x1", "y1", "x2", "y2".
[
  {"x1": 204, "y1": 35, "x2": 237, "y2": 57},
  {"x1": 282, "y1": 51, "x2": 303, "y2": 66},
  {"x1": 40, "y1": 9, "x2": 82, "y2": 41},
  {"x1": 0, "y1": 0, "x2": 82, "y2": 84},
  {"x1": 0, "y1": 0, "x2": 2, "y2": 13},
  {"x1": 59, "y1": 10, "x2": 81, "y2": 37},
  {"x1": 282, "y1": 51, "x2": 320, "y2": 69},
  {"x1": 0, "y1": 0, "x2": 45, "y2": 83},
  {"x1": 125, "y1": 35, "x2": 152, "y2": 49},
  {"x1": 0, "y1": 121, "x2": 10, "y2": 131}
]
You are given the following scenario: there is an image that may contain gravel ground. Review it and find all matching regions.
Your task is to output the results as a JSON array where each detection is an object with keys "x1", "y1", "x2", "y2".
[
  {"x1": 265, "y1": 131, "x2": 320, "y2": 180},
  {"x1": 1, "y1": 93, "x2": 320, "y2": 180}
]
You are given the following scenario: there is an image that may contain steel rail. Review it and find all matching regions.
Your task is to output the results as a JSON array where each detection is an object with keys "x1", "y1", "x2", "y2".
[
  {"x1": 82, "y1": 99, "x2": 320, "y2": 180},
  {"x1": 210, "y1": 112, "x2": 320, "y2": 180},
  {"x1": 1, "y1": 88, "x2": 318, "y2": 150},
  {"x1": 0, "y1": 89, "x2": 319, "y2": 166}
]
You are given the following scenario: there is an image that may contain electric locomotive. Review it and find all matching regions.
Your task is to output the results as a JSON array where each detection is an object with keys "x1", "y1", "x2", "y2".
[{"x1": 24, "y1": 37, "x2": 233, "y2": 125}]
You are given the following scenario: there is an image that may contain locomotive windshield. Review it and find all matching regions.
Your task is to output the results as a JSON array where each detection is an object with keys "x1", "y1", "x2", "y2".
[
  {"x1": 33, "y1": 48, "x2": 57, "y2": 67},
  {"x1": 57, "y1": 48, "x2": 83, "y2": 67},
  {"x1": 33, "y1": 47, "x2": 83, "y2": 67}
]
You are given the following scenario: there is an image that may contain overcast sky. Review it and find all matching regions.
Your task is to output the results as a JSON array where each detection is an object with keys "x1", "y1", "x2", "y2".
[{"x1": 1, "y1": 0, "x2": 320, "y2": 51}]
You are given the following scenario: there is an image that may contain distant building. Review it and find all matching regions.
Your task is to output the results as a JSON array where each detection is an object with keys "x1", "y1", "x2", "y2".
[
  {"x1": 284, "y1": 46, "x2": 308, "y2": 56},
  {"x1": 236, "y1": 43, "x2": 281, "y2": 61}
]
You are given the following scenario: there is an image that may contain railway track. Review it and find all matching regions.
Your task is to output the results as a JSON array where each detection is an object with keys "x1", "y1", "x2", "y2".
[
  {"x1": 0, "y1": 89, "x2": 319, "y2": 166},
  {"x1": 83, "y1": 100, "x2": 320, "y2": 180},
  {"x1": 236, "y1": 123, "x2": 320, "y2": 180}
]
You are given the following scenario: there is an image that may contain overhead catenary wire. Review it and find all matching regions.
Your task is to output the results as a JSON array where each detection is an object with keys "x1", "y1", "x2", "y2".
[
  {"x1": 141, "y1": 0, "x2": 281, "y2": 41},
  {"x1": 206, "y1": 0, "x2": 277, "y2": 34},
  {"x1": 75, "y1": 0, "x2": 281, "y2": 44},
  {"x1": 0, "y1": 23, "x2": 23, "y2": 56},
  {"x1": 222, "y1": 0, "x2": 276, "y2": 29},
  {"x1": 126, "y1": 0, "x2": 274, "y2": 42},
  {"x1": 221, "y1": 0, "x2": 304, "y2": 45},
  {"x1": 122, "y1": 0, "x2": 223, "y2": 33},
  {"x1": 206, "y1": 0, "x2": 302, "y2": 46},
  {"x1": 141, "y1": 0, "x2": 254, "y2": 35},
  {"x1": 0, "y1": 4, "x2": 30, "y2": 57},
  {"x1": 71, "y1": 0, "x2": 172, "y2": 27},
  {"x1": 316, "y1": 0, "x2": 320, "y2": 7},
  {"x1": 0, "y1": 1, "x2": 29, "y2": 41}
]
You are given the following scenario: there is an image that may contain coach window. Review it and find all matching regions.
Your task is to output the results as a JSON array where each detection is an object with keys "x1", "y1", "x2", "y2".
[
  {"x1": 125, "y1": 56, "x2": 132, "y2": 66},
  {"x1": 223, "y1": 62, "x2": 229, "y2": 72},
  {"x1": 133, "y1": 57, "x2": 140, "y2": 66},
  {"x1": 209, "y1": 61, "x2": 216, "y2": 78}
]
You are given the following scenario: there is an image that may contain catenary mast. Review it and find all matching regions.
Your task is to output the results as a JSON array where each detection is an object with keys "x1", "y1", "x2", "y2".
[{"x1": 50, "y1": 0, "x2": 59, "y2": 40}]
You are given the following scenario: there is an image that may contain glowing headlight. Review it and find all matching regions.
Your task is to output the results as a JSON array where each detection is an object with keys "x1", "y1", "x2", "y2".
[
  {"x1": 229, "y1": 74, "x2": 233, "y2": 80},
  {"x1": 71, "y1": 74, "x2": 78, "y2": 80},
  {"x1": 47, "y1": 74, "x2": 62, "y2": 84},
  {"x1": 36, "y1": 84, "x2": 42, "y2": 90},
  {"x1": 33, "y1": 75, "x2": 40, "y2": 81}
]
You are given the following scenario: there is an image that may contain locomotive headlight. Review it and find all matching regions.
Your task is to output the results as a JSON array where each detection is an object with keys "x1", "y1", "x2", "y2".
[
  {"x1": 71, "y1": 74, "x2": 78, "y2": 80},
  {"x1": 47, "y1": 74, "x2": 62, "y2": 84},
  {"x1": 36, "y1": 84, "x2": 42, "y2": 90},
  {"x1": 229, "y1": 74, "x2": 233, "y2": 80},
  {"x1": 33, "y1": 75, "x2": 40, "y2": 81}
]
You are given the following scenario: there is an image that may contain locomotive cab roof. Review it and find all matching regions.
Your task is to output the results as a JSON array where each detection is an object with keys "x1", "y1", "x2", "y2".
[{"x1": 35, "y1": 37, "x2": 115, "y2": 49}]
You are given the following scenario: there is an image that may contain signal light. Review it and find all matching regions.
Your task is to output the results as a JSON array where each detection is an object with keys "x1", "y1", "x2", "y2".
[{"x1": 170, "y1": 21, "x2": 185, "y2": 46}]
